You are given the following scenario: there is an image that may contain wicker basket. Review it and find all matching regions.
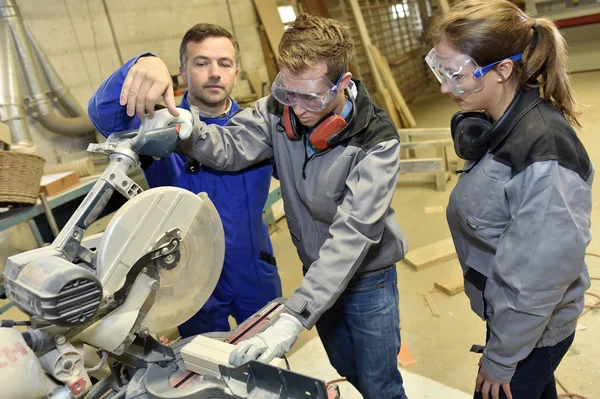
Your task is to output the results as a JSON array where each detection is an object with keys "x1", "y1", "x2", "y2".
[{"x1": 0, "y1": 151, "x2": 46, "y2": 205}]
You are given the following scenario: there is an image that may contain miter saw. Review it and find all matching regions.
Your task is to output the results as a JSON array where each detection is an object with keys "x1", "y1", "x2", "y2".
[{"x1": 0, "y1": 124, "x2": 339, "y2": 399}]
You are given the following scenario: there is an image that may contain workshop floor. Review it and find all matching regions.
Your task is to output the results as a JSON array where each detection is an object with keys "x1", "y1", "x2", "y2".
[{"x1": 278, "y1": 70, "x2": 600, "y2": 398}]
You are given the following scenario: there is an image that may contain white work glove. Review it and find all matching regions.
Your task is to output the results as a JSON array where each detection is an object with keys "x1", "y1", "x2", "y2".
[
  {"x1": 139, "y1": 108, "x2": 194, "y2": 140},
  {"x1": 229, "y1": 313, "x2": 304, "y2": 367}
]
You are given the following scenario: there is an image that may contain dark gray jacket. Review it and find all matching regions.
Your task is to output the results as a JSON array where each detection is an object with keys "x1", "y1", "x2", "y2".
[
  {"x1": 183, "y1": 79, "x2": 407, "y2": 329},
  {"x1": 447, "y1": 89, "x2": 593, "y2": 384}
]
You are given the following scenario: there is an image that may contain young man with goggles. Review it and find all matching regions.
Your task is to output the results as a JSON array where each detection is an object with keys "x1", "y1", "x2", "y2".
[
  {"x1": 270, "y1": 73, "x2": 344, "y2": 112},
  {"x1": 137, "y1": 13, "x2": 410, "y2": 399}
]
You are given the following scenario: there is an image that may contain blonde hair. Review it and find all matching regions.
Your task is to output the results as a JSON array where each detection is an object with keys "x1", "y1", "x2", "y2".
[
  {"x1": 278, "y1": 14, "x2": 354, "y2": 82},
  {"x1": 430, "y1": 0, "x2": 580, "y2": 126}
]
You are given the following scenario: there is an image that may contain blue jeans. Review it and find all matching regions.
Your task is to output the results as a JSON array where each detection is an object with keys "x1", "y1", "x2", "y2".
[
  {"x1": 315, "y1": 266, "x2": 408, "y2": 399},
  {"x1": 474, "y1": 332, "x2": 575, "y2": 399}
]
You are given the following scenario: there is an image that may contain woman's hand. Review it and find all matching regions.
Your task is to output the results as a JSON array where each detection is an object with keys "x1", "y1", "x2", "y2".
[{"x1": 476, "y1": 358, "x2": 513, "y2": 399}]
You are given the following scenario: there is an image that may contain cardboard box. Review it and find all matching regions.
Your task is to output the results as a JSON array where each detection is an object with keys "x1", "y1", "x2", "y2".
[
  {"x1": 39, "y1": 171, "x2": 80, "y2": 197},
  {"x1": 0, "y1": 122, "x2": 11, "y2": 150}
]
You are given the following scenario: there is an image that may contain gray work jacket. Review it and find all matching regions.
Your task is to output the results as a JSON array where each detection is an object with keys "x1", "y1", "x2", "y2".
[
  {"x1": 183, "y1": 79, "x2": 407, "y2": 329},
  {"x1": 447, "y1": 88, "x2": 593, "y2": 384}
]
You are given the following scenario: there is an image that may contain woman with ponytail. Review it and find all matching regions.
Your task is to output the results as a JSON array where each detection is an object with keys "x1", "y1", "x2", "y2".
[{"x1": 426, "y1": 1, "x2": 593, "y2": 398}]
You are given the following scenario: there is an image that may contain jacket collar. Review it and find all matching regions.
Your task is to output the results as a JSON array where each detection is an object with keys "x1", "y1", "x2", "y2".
[
  {"x1": 489, "y1": 88, "x2": 542, "y2": 151},
  {"x1": 338, "y1": 78, "x2": 372, "y2": 141}
]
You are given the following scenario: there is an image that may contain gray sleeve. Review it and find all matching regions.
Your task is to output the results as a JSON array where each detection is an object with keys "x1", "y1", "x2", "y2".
[
  {"x1": 284, "y1": 139, "x2": 401, "y2": 329},
  {"x1": 481, "y1": 160, "x2": 593, "y2": 384},
  {"x1": 180, "y1": 97, "x2": 274, "y2": 171}
]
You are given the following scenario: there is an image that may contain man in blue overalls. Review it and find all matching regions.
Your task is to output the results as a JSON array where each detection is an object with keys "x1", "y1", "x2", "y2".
[{"x1": 88, "y1": 23, "x2": 282, "y2": 337}]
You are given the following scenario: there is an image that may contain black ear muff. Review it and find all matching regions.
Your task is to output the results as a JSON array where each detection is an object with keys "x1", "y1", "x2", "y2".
[
  {"x1": 450, "y1": 111, "x2": 493, "y2": 161},
  {"x1": 283, "y1": 105, "x2": 301, "y2": 140}
]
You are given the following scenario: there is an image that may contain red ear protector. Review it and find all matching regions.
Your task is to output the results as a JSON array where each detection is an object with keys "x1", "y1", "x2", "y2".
[
  {"x1": 283, "y1": 88, "x2": 357, "y2": 151},
  {"x1": 283, "y1": 107, "x2": 348, "y2": 150}
]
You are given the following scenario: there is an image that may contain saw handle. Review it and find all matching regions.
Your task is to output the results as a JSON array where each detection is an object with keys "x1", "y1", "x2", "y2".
[{"x1": 129, "y1": 125, "x2": 182, "y2": 158}]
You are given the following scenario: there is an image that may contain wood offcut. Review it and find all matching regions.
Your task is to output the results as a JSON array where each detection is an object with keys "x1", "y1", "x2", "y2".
[
  {"x1": 434, "y1": 268, "x2": 465, "y2": 296},
  {"x1": 423, "y1": 292, "x2": 440, "y2": 317},
  {"x1": 404, "y1": 237, "x2": 457, "y2": 270}
]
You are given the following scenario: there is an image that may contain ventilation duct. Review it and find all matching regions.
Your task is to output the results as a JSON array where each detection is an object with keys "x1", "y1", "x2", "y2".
[{"x1": 0, "y1": 0, "x2": 95, "y2": 145}]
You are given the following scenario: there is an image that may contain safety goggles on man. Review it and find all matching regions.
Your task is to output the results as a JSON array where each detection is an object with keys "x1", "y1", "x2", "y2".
[
  {"x1": 425, "y1": 48, "x2": 522, "y2": 96},
  {"x1": 271, "y1": 73, "x2": 343, "y2": 112}
]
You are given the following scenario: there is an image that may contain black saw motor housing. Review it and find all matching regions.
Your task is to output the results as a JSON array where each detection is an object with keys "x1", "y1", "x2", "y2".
[{"x1": 3, "y1": 256, "x2": 102, "y2": 327}]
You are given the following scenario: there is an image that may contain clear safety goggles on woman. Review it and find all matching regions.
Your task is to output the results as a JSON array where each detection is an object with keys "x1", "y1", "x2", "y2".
[
  {"x1": 425, "y1": 48, "x2": 522, "y2": 96},
  {"x1": 271, "y1": 73, "x2": 343, "y2": 112}
]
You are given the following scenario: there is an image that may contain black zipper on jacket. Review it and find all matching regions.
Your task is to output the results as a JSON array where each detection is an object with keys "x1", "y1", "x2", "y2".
[
  {"x1": 301, "y1": 134, "x2": 335, "y2": 180},
  {"x1": 302, "y1": 135, "x2": 309, "y2": 179}
]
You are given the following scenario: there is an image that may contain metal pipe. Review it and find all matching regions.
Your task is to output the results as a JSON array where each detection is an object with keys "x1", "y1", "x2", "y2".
[
  {"x1": 0, "y1": 15, "x2": 32, "y2": 144},
  {"x1": 25, "y1": 25, "x2": 86, "y2": 117},
  {"x1": 3, "y1": 117, "x2": 32, "y2": 145},
  {"x1": 0, "y1": 0, "x2": 94, "y2": 136},
  {"x1": 37, "y1": 112, "x2": 95, "y2": 136},
  {"x1": 0, "y1": 0, "x2": 50, "y2": 113}
]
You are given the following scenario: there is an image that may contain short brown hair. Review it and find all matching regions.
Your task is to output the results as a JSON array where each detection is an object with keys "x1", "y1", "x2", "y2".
[
  {"x1": 278, "y1": 14, "x2": 354, "y2": 82},
  {"x1": 179, "y1": 23, "x2": 240, "y2": 68},
  {"x1": 430, "y1": 0, "x2": 580, "y2": 126}
]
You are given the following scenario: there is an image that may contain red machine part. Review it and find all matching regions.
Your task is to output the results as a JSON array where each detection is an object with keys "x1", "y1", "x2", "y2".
[{"x1": 69, "y1": 377, "x2": 87, "y2": 395}]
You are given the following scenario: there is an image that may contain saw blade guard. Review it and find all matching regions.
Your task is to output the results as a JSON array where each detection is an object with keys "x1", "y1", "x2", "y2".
[{"x1": 96, "y1": 187, "x2": 225, "y2": 333}]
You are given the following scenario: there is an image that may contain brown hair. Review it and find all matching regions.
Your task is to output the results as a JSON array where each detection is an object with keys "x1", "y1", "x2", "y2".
[
  {"x1": 278, "y1": 14, "x2": 354, "y2": 82},
  {"x1": 179, "y1": 23, "x2": 240, "y2": 68},
  {"x1": 430, "y1": 0, "x2": 580, "y2": 126}
]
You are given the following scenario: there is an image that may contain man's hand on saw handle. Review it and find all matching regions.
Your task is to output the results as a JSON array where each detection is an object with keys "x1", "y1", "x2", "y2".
[
  {"x1": 139, "y1": 108, "x2": 194, "y2": 141},
  {"x1": 120, "y1": 56, "x2": 179, "y2": 118}
]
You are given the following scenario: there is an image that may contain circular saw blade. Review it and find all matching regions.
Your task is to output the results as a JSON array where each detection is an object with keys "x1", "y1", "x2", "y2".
[
  {"x1": 96, "y1": 187, "x2": 224, "y2": 334},
  {"x1": 143, "y1": 192, "x2": 224, "y2": 333}
]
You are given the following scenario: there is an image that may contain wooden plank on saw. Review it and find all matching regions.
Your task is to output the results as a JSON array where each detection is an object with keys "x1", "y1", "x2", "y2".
[
  {"x1": 434, "y1": 268, "x2": 465, "y2": 296},
  {"x1": 181, "y1": 335, "x2": 285, "y2": 375},
  {"x1": 253, "y1": 0, "x2": 285, "y2": 59},
  {"x1": 404, "y1": 237, "x2": 457, "y2": 270},
  {"x1": 184, "y1": 360, "x2": 220, "y2": 378}
]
